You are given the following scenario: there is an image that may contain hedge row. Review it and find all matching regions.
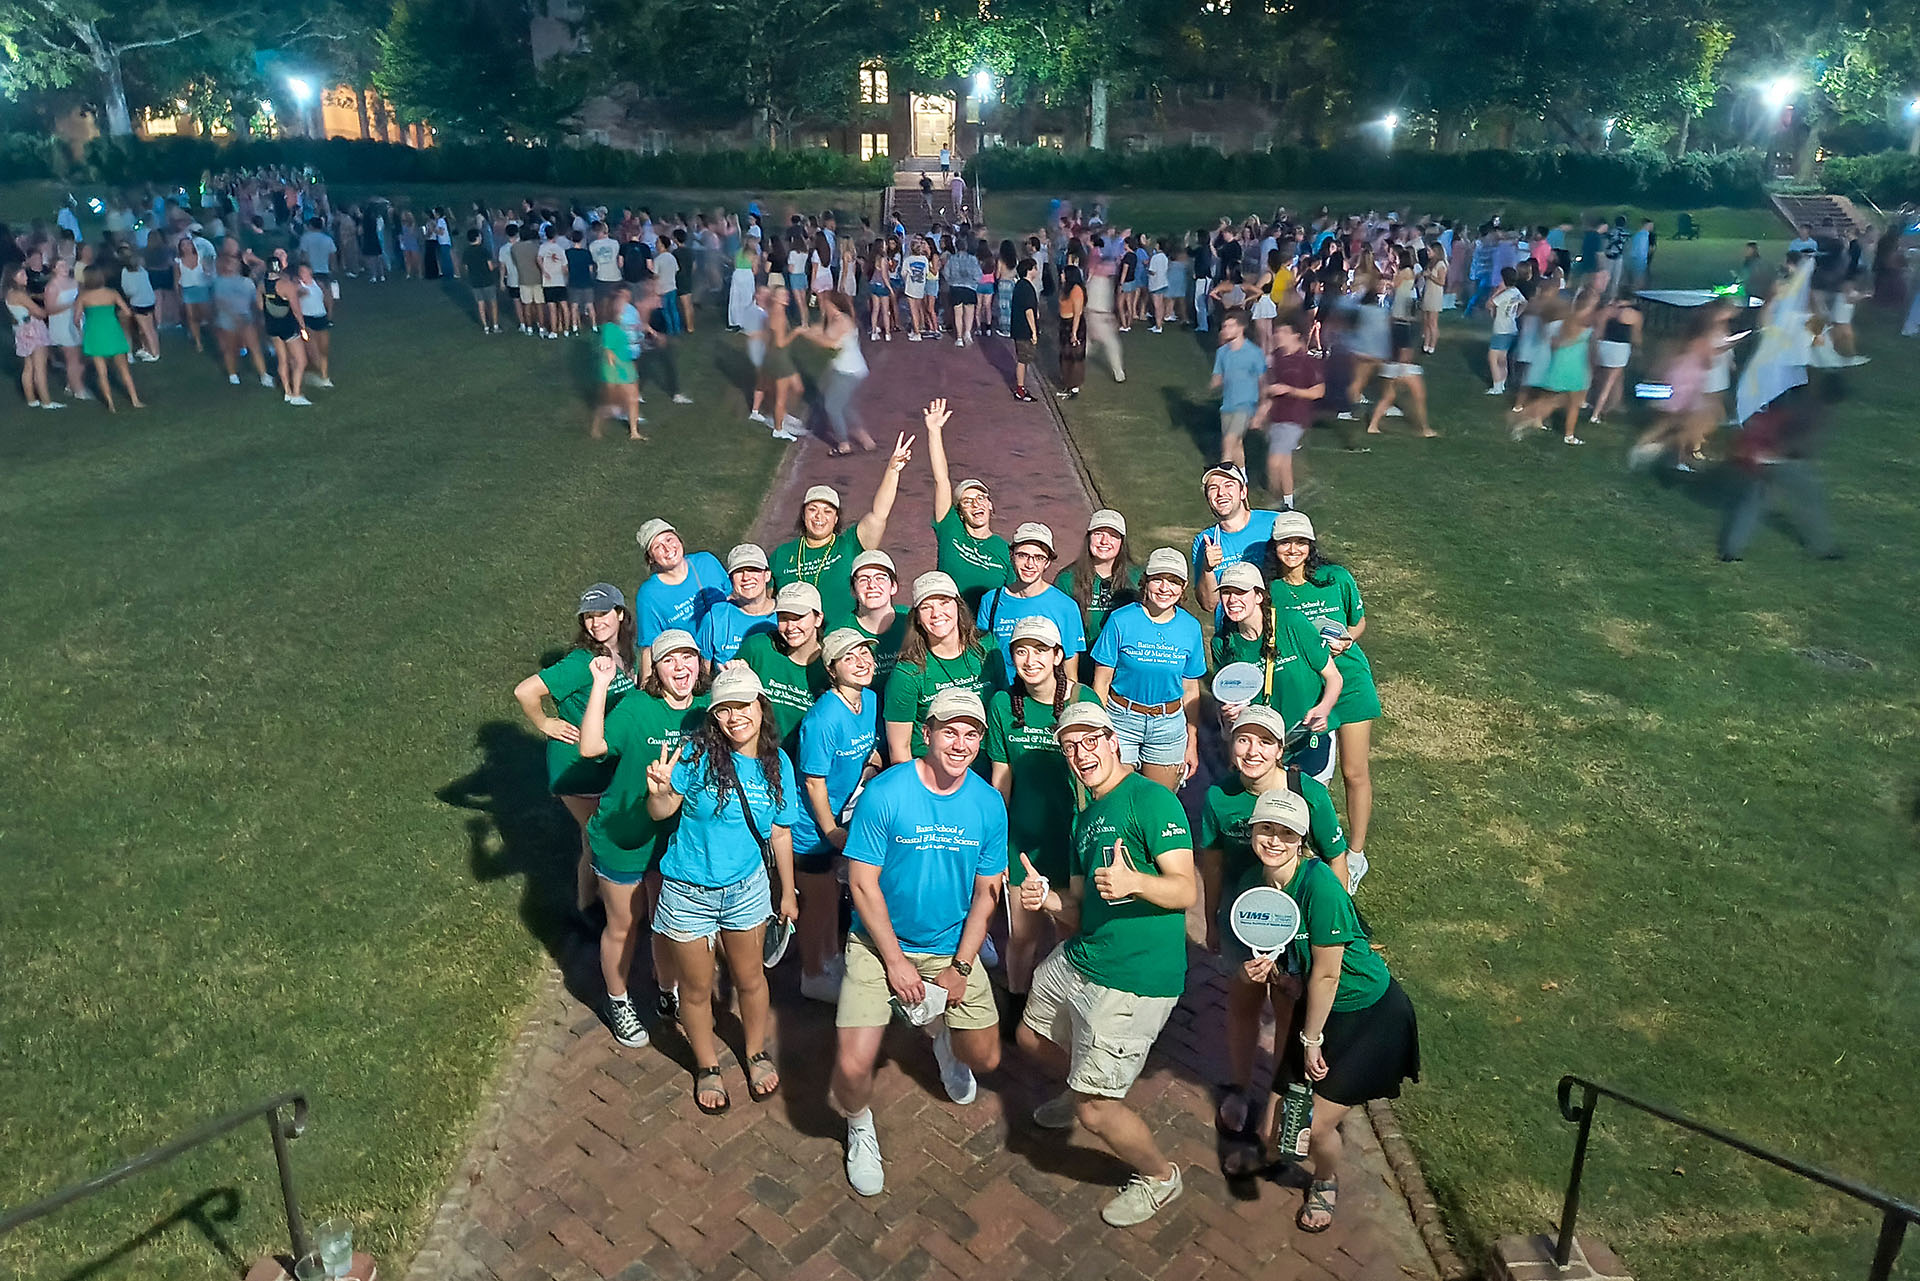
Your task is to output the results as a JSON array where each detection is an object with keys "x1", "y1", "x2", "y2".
[
  {"x1": 967, "y1": 145, "x2": 1771, "y2": 207},
  {"x1": 1823, "y1": 151, "x2": 1920, "y2": 206},
  {"x1": 79, "y1": 136, "x2": 893, "y2": 191},
  {"x1": 1, "y1": 132, "x2": 69, "y2": 181}
]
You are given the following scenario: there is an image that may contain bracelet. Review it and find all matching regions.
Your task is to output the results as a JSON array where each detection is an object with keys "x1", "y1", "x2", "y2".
[{"x1": 1298, "y1": 1031, "x2": 1325, "y2": 1048}]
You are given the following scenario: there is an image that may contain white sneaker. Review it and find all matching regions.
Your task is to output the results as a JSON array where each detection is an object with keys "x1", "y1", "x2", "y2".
[
  {"x1": 780, "y1": 415, "x2": 805, "y2": 435},
  {"x1": 1033, "y1": 1091, "x2": 1077, "y2": 1130},
  {"x1": 845, "y1": 1115, "x2": 884, "y2": 1196},
  {"x1": 1336, "y1": 410, "x2": 1355, "y2": 420},
  {"x1": 908, "y1": 331, "x2": 922, "y2": 342},
  {"x1": 310, "y1": 376, "x2": 334, "y2": 389},
  {"x1": 1383, "y1": 405, "x2": 1404, "y2": 417},
  {"x1": 285, "y1": 395, "x2": 313, "y2": 407},
  {"x1": 955, "y1": 336, "x2": 965, "y2": 347},
  {"x1": 260, "y1": 374, "x2": 277, "y2": 388},
  {"x1": 799, "y1": 958, "x2": 844, "y2": 1004},
  {"x1": 1150, "y1": 326, "x2": 1163, "y2": 334},
  {"x1": 748, "y1": 410, "x2": 772, "y2": 426},
  {"x1": 1485, "y1": 385, "x2": 1504, "y2": 395},
  {"x1": 228, "y1": 374, "x2": 241, "y2": 385},
  {"x1": 135, "y1": 350, "x2": 159, "y2": 362},
  {"x1": 1564, "y1": 436, "x2": 1585, "y2": 446},
  {"x1": 1113, "y1": 371, "x2": 1126, "y2": 383},
  {"x1": 42, "y1": 400, "x2": 68, "y2": 410},
  {"x1": 672, "y1": 393, "x2": 693, "y2": 404},
  {"x1": 1346, "y1": 848, "x2": 1370, "y2": 893},
  {"x1": 931, "y1": 1021, "x2": 977, "y2": 1105},
  {"x1": 1101, "y1": 1166, "x2": 1183, "y2": 1227}
]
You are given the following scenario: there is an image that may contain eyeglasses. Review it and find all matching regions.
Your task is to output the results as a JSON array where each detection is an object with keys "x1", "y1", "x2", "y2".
[
  {"x1": 1012, "y1": 550, "x2": 1052, "y2": 564},
  {"x1": 1059, "y1": 731, "x2": 1109, "y2": 757}
]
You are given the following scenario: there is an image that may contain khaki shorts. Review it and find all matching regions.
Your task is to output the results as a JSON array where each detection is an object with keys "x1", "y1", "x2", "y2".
[
  {"x1": 837, "y1": 931, "x2": 1000, "y2": 1031},
  {"x1": 1221, "y1": 408, "x2": 1254, "y2": 440},
  {"x1": 518, "y1": 284, "x2": 543, "y2": 304},
  {"x1": 1021, "y1": 943, "x2": 1178, "y2": 1098}
]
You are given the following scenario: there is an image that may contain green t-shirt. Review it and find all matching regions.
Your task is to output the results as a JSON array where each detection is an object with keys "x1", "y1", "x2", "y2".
[
  {"x1": 932, "y1": 507, "x2": 1012, "y2": 611},
  {"x1": 882, "y1": 635, "x2": 1002, "y2": 759},
  {"x1": 539, "y1": 647, "x2": 638, "y2": 792},
  {"x1": 986, "y1": 683, "x2": 1099, "y2": 880},
  {"x1": 1262, "y1": 854, "x2": 1391, "y2": 1011},
  {"x1": 599, "y1": 320, "x2": 634, "y2": 385},
  {"x1": 1271, "y1": 565, "x2": 1380, "y2": 727},
  {"x1": 1065, "y1": 771, "x2": 1192, "y2": 998},
  {"x1": 773, "y1": 528, "x2": 863, "y2": 627},
  {"x1": 1054, "y1": 564, "x2": 1143, "y2": 649},
  {"x1": 1208, "y1": 611, "x2": 1332, "y2": 730},
  {"x1": 586, "y1": 692, "x2": 709, "y2": 874},
  {"x1": 851, "y1": 606, "x2": 911, "y2": 687},
  {"x1": 1199, "y1": 773, "x2": 1347, "y2": 889},
  {"x1": 735, "y1": 631, "x2": 827, "y2": 750}
]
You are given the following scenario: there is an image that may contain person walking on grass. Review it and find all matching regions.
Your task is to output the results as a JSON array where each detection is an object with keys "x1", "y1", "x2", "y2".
[
  {"x1": 72, "y1": 266, "x2": 144, "y2": 411},
  {"x1": 590, "y1": 284, "x2": 643, "y2": 443},
  {"x1": 924, "y1": 398, "x2": 1013, "y2": 613},
  {"x1": 261, "y1": 251, "x2": 311, "y2": 407},
  {"x1": 1232, "y1": 789, "x2": 1420, "y2": 1232},
  {"x1": 1485, "y1": 267, "x2": 1524, "y2": 396},
  {"x1": 537, "y1": 225, "x2": 569, "y2": 338},
  {"x1": 294, "y1": 263, "x2": 334, "y2": 389},
  {"x1": 1010, "y1": 256, "x2": 1041, "y2": 402},
  {"x1": 576, "y1": 627, "x2": 708, "y2": 1049},
  {"x1": 1258, "y1": 313, "x2": 1325, "y2": 509},
  {"x1": 644, "y1": 668, "x2": 797, "y2": 1115},
  {"x1": 1017, "y1": 702, "x2": 1196, "y2": 1227},
  {"x1": 832, "y1": 689, "x2": 1007, "y2": 1196},
  {"x1": 1210, "y1": 312, "x2": 1266, "y2": 475},
  {"x1": 7, "y1": 263, "x2": 65, "y2": 410},
  {"x1": 1084, "y1": 251, "x2": 1125, "y2": 383},
  {"x1": 461, "y1": 228, "x2": 500, "y2": 334},
  {"x1": 210, "y1": 255, "x2": 273, "y2": 389},
  {"x1": 771, "y1": 440, "x2": 911, "y2": 628}
]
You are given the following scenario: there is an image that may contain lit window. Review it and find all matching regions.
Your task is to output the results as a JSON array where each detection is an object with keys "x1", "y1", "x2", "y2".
[
  {"x1": 860, "y1": 131, "x2": 889, "y2": 160},
  {"x1": 145, "y1": 114, "x2": 180, "y2": 137},
  {"x1": 1036, "y1": 132, "x2": 1065, "y2": 150},
  {"x1": 859, "y1": 63, "x2": 889, "y2": 104}
]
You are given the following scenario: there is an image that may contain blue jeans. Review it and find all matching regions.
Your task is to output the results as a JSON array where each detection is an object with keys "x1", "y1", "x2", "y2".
[
  {"x1": 659, "y1": 290, "x2": 683, "y2": 333},
  {"x1": 436, "y1": 243, "x2": 454, "y2": 277},
  {"x1": 1464, "y1": 278, "x2": 1494, "y2": 315}
]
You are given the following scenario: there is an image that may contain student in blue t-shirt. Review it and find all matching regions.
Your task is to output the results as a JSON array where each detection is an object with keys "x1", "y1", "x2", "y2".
[
  {"x1": 791, "y1": 628, "x2": 884, "y2": 1003},
  {"x1": 830, "y1": 689, "x2": 1007, "y2": 1199},
  {"x1": 1189, "y1": 463, "x2": 1282, "y2": 617},
  {"x1": 634, "y1": 516, "x2": 729, "y2": 676},
  {"x1": 1091, "y1": 547, "x2": 1207, "y2": 792},
  {"x1": 647, "y1": 666, "x2": 798, "y2": 1116},
  {"x1": 974, "y1": 521, "x2": 1087, "y2": 668},
  {"x1": 695, "y1": 542, "x2": 778, "y2": 663},
  {"x1": 1210, "y1": 314, "x2": 1269, "y2": 477}
]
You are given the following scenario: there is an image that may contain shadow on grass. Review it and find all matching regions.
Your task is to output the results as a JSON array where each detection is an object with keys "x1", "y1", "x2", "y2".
[
  {"x1": 54, "y1": 1187, "x2": 243, "y2": 1281},
  {"x1": 438, "y1": 720, "x2": 602, "y2": 1007}
]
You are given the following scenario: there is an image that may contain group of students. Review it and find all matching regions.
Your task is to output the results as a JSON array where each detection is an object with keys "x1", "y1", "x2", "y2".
[{"x1": 514, "y1": 397, "x2": 1417, "y2": 1235}]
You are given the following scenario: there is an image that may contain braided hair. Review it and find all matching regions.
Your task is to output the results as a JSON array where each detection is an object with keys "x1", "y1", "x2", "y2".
[{"x1": 1009, "y1": 650, "x2": 1071, "y2": 728}]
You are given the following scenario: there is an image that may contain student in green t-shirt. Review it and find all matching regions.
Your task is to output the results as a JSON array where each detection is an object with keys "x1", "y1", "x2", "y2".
[
  {"x1": 590, "y1": 283, "x2": 642, "y2": 443},
  {"x1": 1267, "y1": 511, "x2": 1381, "y2": 888},
  {"x1": 1236, "y1": 789, "x2": 1419, "y2": 1235},
  {"x1": 986, "y1": 616, "x2": 1099, "y2": 1010},
  {"x1": 576, "y1": 628, "x2": 708, "y2": 1051},
  {"x1": 512, "y1": 583, "x2": 637, "y2": 916},
  {"x1": 882, "y1": 570, "x2": 1001, "y2": 765},
  {"x1": 923, "y1": 397, "x2": 1011, "y2": 612},
  {"x1": 1198, "y1": 704, "x2": 1348, "y2": 1139},
  {"x1": 771, "y1": 434, "x2": 911, "y2": 625},
  {"x1": 1054, "y1": 507, "x2": 1141, "y2": 681},
  {"x1": 845, "y1": 549, "x2": 911, "y2": 688},
  {"x1": 1210, "y1": 561, "x2": 1341, "y2": 783},
  {"x1": 732, "y1": 581, "x2": 828, "y2": 752},
  {"x1": 1015, "y1": 702, "x2": 1195, "y2": 1229}
]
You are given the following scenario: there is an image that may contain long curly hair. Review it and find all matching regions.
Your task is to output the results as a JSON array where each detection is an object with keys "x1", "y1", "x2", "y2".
[
  {"x1": 1262, "y1": 537, "x2": 1340, "y2": 590},
  {"x1": 684, "y1": 694, "x2": 785, "y2": 813}
]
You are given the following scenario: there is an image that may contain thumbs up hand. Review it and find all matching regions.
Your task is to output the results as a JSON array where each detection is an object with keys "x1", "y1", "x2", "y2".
[
  {"x1": 1202, "y1": 532, "x2": 1223, "y2": 571},
  {"x1": 1017, "y1": 854, "x2": 1052, "y2": 912},
  {"x1": 1093, "y1": 839, "x2": 1137, "y2": 902}
]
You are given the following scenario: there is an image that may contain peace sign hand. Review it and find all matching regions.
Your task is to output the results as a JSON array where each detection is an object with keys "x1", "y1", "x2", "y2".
[
  {"x1": 922, "y1": 398, "x2": 951, "y2": 434},
  {"x1": 1092, "y1": 839, "x2": 1136, "y2": 902},
  {"x1": 887, "y1": 433, "x2": 915, "y2": 473},
  {"x1": 645, "y1": 742, "x2": 677, "y2": 798}
]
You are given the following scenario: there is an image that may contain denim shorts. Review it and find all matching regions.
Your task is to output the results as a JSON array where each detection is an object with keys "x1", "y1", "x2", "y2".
[
  {"x1": 653, "y1": 865, "x2": 770, "y2": 941},
  {"x1": 1105, "y1": 699, "x2": 1189, "y2": 767},
  {"x1": 1489, "y1": 331, "x2": 1517, "y2": 353}
]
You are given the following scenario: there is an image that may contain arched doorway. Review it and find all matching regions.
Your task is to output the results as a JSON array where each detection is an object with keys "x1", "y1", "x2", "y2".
[{"x1": 910, "y1": 93, "x2": 954, "y2": 159}]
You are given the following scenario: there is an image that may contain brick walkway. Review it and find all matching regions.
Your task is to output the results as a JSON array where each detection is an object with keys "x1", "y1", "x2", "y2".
[{"x1": 407, "y1": 339, "x2": 1443, "y2": 1281}]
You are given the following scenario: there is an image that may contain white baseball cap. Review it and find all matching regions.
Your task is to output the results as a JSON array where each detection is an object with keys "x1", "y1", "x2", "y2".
[
  {"x1": 1218, "y1": 562, "x2": 1266, "y2": 593},
  {"x1": 1230, "y1": 705, "x2": 1288, "y2": 743},
  {"x1": 635, "y1": 518, "x2": 677, "y2": 554},
  {"x1": 954, "y1": 478, "x2": 991, "y2": 501},
  {"x1": 1271, "y1": 511, "x2": 1317, "y2": 543},
  {"x1": 802, "y1": 485, "x2": 842, "y2": 509},
  {"x1": 774, "y1": 582, "x2": 823, "y2": 615},
  {"x1": 1052, "y1": 702, "x2": 1115, "y2": 739},
  {"x1": 725, "y1": 543, "x2": 770, "y2": 573},
  {"x1": 1087, "y1": 508, "x2": 1128, "y2": 536},
  {"x1": 911, "y1": 571, "x2": 961, "y2": 607},
  {"x1": 850, "y1": 548, "x2": 897, "y2": 580},
  {"x1": 1250, "y1": 788, "x2": 1312, "y2": 835},
  {"x1": 926, "y1": 688, "x2": 988, "y2": 726},
  {"x1": 708, "y1": 666, "x2": 764, "y2": 707},
  {"x1": 1143, "y1": 547, "x2": 1190, "y2": 583},
  {"x1": 1009, "y1": 616, "x2": 1062, "y2": 650},
  {"x1": 1010, "y1": 521, "x2": 1056, "y2": 556},
  {"x1": 650, "y1": 628, "x2": 699, "y2": 659},
  {"x1": 821, "y1": 626, "x2": 876, "y2": 667}
]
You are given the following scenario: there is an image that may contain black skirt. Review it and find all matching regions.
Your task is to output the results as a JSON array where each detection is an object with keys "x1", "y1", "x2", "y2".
[{"x1": 1278, "y1": 977, "x2": 1420, "y2": 1107}]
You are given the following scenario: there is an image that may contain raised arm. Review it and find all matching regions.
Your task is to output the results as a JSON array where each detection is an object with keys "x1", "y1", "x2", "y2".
[
  {"x1": 856, "y1": 433, "x2": 914, "y2": 549},
  {"x1": 924, "y1": 398, "x2": 955, "y2": 521}
]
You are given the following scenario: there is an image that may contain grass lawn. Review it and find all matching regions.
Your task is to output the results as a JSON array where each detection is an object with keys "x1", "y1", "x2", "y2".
[
  {"x1": 1043, "y1": 216, "x2": 1920, "y2": 1278},
  {"x1": 0, "y1": 274, "x2": 785, "y2": 1277}
]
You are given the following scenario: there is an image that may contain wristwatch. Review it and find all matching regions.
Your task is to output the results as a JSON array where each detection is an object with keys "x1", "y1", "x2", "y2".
[{"x1": 951, "y1": 958, "x2": 974, "y2": 977}]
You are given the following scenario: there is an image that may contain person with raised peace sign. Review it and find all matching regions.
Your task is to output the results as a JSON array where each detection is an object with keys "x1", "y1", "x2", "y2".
[
  {"x1": 769, "y1": 433, "x2": 912, "y2": 627},
  {"x1": 831, "y1": 689, "x2": 1008, "y2": 1198},
  {"x1": 646, "y1": 667, "x2": 799, "y2": 1116},
  {"x1": 1236, "y1": 788, "x2": 1418, "y2": 1234},
  {"x1": 1016, "y1": 702, "x2": 1196, "y2": 1228},
  {"x1": 576, "y1": 629, "x2": 708, "y2": 1050}
]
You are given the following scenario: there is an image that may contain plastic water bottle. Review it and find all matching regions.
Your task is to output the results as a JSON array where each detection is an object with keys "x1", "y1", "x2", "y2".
[
  {"x1": 889, "y1": 983, "x2": 949, "y2": 1026},
  {"x1": 1278, "y1": 1082, "x2": 1314, "y2": 1160}
]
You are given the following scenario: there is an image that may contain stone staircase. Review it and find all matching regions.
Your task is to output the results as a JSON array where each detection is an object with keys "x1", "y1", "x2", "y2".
[
  {"x1": 883, "y1": 159, "x2": 979, "y2": 234},
  {"x1": 1770, "y1": 191, "x2": 1875, "y2": 240}
]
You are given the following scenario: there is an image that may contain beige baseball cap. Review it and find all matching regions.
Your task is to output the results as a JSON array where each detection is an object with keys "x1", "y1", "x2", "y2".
[
  {"x1": 1010, "y1": 521, "x2": 1056, "y2": 556},
  {"x1": 650, "y1": 628, "x2": 699, "y2": 659},
  {"x1": 635, "y1": 518, "x2": 676, "y2": 554},
  {"x1": 1052, "y1": 701, "x2": 1115, "y2": 740},
  {"x1": 802, "y1": 484, "x2": 842, "y2": 509},
  {"x1": 1202, "y1": 462, "x2": 1250, "y2": 490},
  {"x1": 1087, "y1": 508, "x2": 1128, "y2": 536},
  {"x1": 774, "y1": 582, "x2": 823, "y2": 615},
  {"x1": 849, "y1": 548, "x2": 897, "y2": 579},
  {"x1": 708, "y1": 666, "x2": 764, "y2": 707},
  {"x1": 1217, "y1": 562, "x2": 1266, "y2": 594},
  {"x1": 1009, "y1": 616, "x2": 1062, "y2": 650},
  {"x1": 1271, "y1": 510, "x2": 1317, "y2": 543},
  {"x1": 725, "y1": 543, "x2": 770, "y2": 573},
  {"x1": 926, "y1": 687, "x2": 988, "y2": 726},
  {"x1": 954, "y1": 478, "x2": 991, "y2": 500},
  {"x1": 1143, "y1": 546, "x2": 1190, "y2": 583},
  {"x1": 911, "y1": 571, "x2": 961, "y2": 607},
  {"x1": 821, "y1": 626, "x2": 876, "y2": 667},
  {"x1": 1230, "y1": 704, "x2": 1288, "y2": 743},
  {"x1": 1250, "y1": 788, "x2": 1312, "y2": 835}
]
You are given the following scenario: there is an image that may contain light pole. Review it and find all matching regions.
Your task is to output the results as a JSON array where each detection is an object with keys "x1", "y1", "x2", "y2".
[
  {"x1": 1381, "y1": 112, "x2": 1399, "y2": 152},
  {"x1": 286, "y1": 76, "x2": 316, "y2": 138},
  {"x1": 1603, "y1": 117, "x2": 1616, "y2": 150}
]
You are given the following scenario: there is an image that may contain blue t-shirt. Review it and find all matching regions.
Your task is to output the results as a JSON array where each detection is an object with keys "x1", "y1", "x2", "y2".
[
  {"x1": 660, "y1": 747, "x2": 799, "y2": 887},
  {"x1": 1189, "y1": 509, "x2": 1280, "y2": 589},
  {"x1": 696, "y1": 600, "x2": 777, "y2": 663},
  {"x1": 844, "y1": 762, "x2": 1008, "y2": 953},
  {"x1": 1212, "y1": 340, "x2": 1267, "y2": 413},
  {"x1": 1090, "y1": 603, "x2": 1207, "y2": 706},
  {"x1": 975, "y1": 584, "x2": 1088, "y2": 659},
  {"x1": 791, "y1": 689, "x2": 881, "y2": 856},
  {"x1": 635, "y1": 551, "x2": 729, "y2": 646}
]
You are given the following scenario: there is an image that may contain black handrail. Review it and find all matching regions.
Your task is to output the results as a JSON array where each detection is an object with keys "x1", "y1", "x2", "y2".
[
  {"x1": 1556, "y1": 1075, "x2": 1918, "y2": 1280},
  {"x1": 0, "y1": 1091, "x2": 312, "y2": 1264}
]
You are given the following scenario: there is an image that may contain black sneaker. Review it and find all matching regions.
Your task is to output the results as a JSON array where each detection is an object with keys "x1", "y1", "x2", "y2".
[
  {"x1": 1013, "y1": 387, "x2": 1037, "y2": 402},
  {"x1": 655, "y1": 989, "x2": 679, "y2": 1023},
  {"x1": 607, "y1": 997, "x2": 649, "y2": 1048}
]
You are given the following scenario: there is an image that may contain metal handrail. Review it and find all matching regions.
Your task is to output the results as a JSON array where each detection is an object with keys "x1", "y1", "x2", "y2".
[
  {"x1": 0, "y1": 1091, "x2": 313, "y2": 1263},
  {"x1": 1555, "y1": 1075, "x2": 1917, "y2": 1280}
]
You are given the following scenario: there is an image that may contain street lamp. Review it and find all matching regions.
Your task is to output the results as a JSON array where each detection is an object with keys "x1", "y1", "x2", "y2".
[
  {"x1": 285, "y1": 75, "x2": 317, "y2": 137},
  {"x1": 1761, "y1": 76, "x2": 1797, "y2": 110},
  {"x1": 973, "y1": 69, "x2": 991, "y2": 99},
  {"x1": 1603, "y1": 117, "x2": 1616, "y2": 149}
]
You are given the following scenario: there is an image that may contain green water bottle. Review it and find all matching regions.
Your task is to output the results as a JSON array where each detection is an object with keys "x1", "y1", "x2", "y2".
[{"x1": 1278, "y1": 1081, "x2": 1313, "y2": 1160}]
